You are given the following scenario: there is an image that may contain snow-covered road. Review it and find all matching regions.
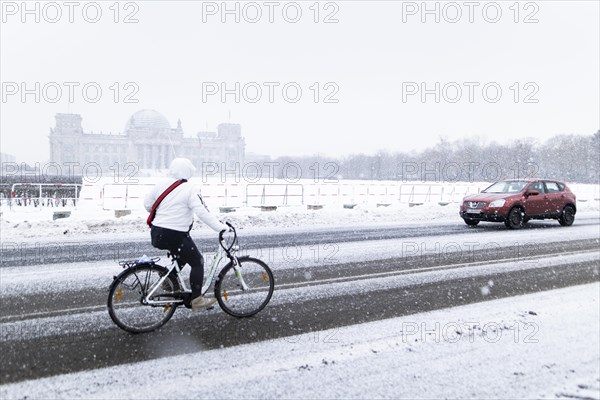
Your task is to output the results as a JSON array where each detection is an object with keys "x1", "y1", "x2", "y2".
[
  {"x1": 2, "y1": 283, "x2": 598, "y2": 399},
  {"x1": 1, "y1": 214, "x2": 599, "y2": 398}
]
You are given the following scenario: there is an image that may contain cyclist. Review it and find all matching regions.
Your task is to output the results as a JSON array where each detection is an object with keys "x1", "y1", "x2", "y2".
[{"x1": 144, "y1": 158, "x2": 228, "y2": 310}]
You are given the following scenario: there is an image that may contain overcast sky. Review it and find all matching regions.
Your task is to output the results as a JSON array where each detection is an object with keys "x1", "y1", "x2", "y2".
[{"x1": 1, "y1": 0, "x2": 598, "y2": 163}]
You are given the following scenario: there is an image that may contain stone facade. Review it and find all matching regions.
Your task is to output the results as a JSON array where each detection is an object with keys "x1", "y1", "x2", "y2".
[{"x1": 49, "y1": 110, "x2": 245, "y2": 174}]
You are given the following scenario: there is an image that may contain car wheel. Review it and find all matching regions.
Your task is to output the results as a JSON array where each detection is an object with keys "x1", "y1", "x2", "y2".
[
  {"x1": 463, "y1": 218, "x2": 479, "y2": 226},
  {"x1": 558, "y1": 205, "x2": 575, "y2": 226},
  {"x1": 504, "y1": 207, "x2": 524, "y2": 229}
]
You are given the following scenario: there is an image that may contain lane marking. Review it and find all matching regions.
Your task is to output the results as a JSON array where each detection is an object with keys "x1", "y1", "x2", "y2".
[
  {"x1": 275, "y1": 248, "x2": 600, "y2": 291},
  {"x1": 1, "y1": 248, "x2": 598, "y2": 323}
]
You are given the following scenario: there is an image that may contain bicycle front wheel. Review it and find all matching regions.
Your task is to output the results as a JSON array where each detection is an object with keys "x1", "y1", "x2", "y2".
[
  {"x1": 215, "y1": 256, "x2": 274, "y2": 318},
  {"x1": 107, "y1": 264, "x2": 178, "y2": 333}
]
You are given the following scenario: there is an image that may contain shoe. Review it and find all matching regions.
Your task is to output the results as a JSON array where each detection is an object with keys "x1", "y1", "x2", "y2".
[{"x1": 191, "y1": 296, "x2": 217, "y2": 311}]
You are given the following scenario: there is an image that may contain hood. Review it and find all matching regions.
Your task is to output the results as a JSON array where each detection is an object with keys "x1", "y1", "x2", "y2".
[
  {"x1": 463, "y1": 192, "x2": 518, "y2": 202},
  {"x1": 169, "y1": 158, "x2": 196, "y2": 180}
]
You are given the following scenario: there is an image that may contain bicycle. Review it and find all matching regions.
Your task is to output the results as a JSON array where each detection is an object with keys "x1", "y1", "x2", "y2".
[{"x1": 107, "y1": 223, "x2": 275, "y2": 333}]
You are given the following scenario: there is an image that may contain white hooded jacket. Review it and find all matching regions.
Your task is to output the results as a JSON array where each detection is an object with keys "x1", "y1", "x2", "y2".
[{"x1": 144, "y1": 158, "x2": 227, "y2": 233}]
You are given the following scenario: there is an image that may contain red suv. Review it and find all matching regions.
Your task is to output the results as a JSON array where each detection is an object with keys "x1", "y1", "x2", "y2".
[{"x1": 460, "y1": 179, "x2": 577, "y2": 229}]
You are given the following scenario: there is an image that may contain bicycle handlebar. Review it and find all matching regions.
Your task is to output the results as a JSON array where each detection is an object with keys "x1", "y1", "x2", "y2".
[{"x1": 219, "y1": 222, "x2": 237, "y2": 255}]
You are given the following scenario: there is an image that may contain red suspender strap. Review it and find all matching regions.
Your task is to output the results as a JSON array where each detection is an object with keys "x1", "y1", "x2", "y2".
[{"x1": 146, "y1": 179, "x2": 187, "y2": 227}]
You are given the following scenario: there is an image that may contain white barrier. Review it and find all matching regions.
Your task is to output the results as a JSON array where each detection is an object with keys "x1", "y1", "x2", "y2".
[
  {"x1": 93, "y1": 180, "x2": 493, "y2": 210},
  {"x1": 5, "y1": 178, "x2": 597, "y2": 212},
  {"x1": 101, "y1": 183, "x2": 154, "y2": 210},
  {"x1": 93, "y1": 180, "x2": 600, "y2": 211},
  {"x1": 246, "y1": 184, "x2": 304, "y2": 207},
  {"x1": 570, "y1": 184, "x2": 600, "y2": 203}
]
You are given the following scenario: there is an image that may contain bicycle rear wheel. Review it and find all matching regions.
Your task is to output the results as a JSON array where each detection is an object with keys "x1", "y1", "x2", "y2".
[
  {"x1": 107, "y1": 264, "x2": 179, "y2": 333},
  {"x1": 215, "y1": 256, "x2": 274, "y2": 318}
]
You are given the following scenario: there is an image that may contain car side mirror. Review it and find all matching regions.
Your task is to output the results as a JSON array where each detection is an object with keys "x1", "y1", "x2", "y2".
[{"x1": 526, "y1": 190, "x2": 540, "y2": 196}]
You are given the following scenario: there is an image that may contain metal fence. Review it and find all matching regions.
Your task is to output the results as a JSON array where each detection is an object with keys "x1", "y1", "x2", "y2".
[{"x1": 0, "y1": 183, "x2": 81, "y2": 209}]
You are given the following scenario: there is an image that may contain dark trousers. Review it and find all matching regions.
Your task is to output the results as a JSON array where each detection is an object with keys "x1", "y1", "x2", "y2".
[{"x1": 150, "y1": 226, "x2": 204, "y2": 299}]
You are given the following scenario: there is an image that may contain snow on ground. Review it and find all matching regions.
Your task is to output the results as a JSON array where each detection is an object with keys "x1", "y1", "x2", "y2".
[
  {"x1": 2, "y1": 223, "x2": 599, "y2": 298},
  {"x1": 1, "y1": 199, "x2": 599, "y2": 242},
  {"x1": 2, "y1": 179, "x2": 598, "y2": 240},
  {"x1": 2, "y1": 283, "x2": 598, "y2": 400},
  {"x1": 2, "y1": 248, "x2": 598, "y2": 342},
  {"x1": 0, "y1": 202, "x2": 459, "y2": 240}
]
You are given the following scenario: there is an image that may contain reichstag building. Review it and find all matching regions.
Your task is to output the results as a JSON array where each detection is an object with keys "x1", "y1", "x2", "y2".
[{"x1": 49, "y1": 109, "x2": 245, "y2": 174}]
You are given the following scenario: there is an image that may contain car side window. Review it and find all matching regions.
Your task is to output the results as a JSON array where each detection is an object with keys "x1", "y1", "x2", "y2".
[
  {"x1": 545, "y1": 182, "x2": 561, "y2": 193},
  {"x1": 530, "y1": 181, "x2": 546, "y2": 193}
]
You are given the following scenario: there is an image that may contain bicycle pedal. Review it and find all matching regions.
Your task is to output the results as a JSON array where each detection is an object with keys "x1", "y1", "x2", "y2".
[{"x1": 182, "y1": 293, "x2": 192, "y2": 309}]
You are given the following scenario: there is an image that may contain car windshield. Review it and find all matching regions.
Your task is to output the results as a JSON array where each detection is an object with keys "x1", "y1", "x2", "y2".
[{"x1": 482, "y1": 181, "x2": 529, "y2": 194}]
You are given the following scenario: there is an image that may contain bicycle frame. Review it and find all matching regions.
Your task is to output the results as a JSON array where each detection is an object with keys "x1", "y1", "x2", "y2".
[
  {"x1": 143, "y1": 233, "x2": 248, "y2": 306},
  {"x1": 108, "y1": 222, "x2": 273, "y2": 333}
]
